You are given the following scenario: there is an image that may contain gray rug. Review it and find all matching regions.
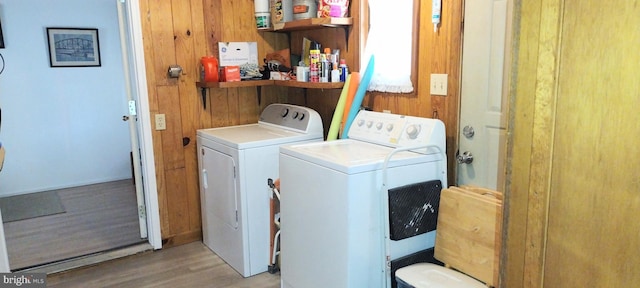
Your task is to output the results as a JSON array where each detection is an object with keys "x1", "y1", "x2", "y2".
[{"x1": 0, "y1": 191, "x2": 66, "y2": 223}]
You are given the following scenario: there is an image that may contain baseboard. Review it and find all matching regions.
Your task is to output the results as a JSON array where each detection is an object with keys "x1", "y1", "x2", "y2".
[{"x1": 161, "y1": 230, "x2": 202, "y2": 249}]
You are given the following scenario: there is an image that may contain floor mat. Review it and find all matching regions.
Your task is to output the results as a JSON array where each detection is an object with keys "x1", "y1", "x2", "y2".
[{"x1": 0, "y1": 191, "x2": 66, "y2": 223}]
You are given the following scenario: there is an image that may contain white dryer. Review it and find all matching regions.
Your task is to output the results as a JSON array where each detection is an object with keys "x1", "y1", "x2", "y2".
[
  {"x1": 279, "y1": 110, "x2": 447, "y2": 288},
  {"x1": 196, "y1": 103, "x2": 323, "y2": 277}
]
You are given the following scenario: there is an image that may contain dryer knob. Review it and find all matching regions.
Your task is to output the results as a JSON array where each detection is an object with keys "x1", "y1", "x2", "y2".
[
  {"x1": 386, "y1": 124, "x2": 394, "y2": 132},
  {"x1": 292, "y1": 111, "x2": 300, "y2": 119},
  {"x1": 281, "y1": 108, "x2": 290, "y2": 117},
  {"x1": 376, "y1": 122, "x2": 383, "y2": 130},
  {"x1": 298, "y1": 113, "x2": 305, "y2": 121},
  {"x1": 366, "y1": 121, "x2": 373, "y2": 128},
  {"x1": 357, "y1": 119, "x2": 365, "y2": 127}
]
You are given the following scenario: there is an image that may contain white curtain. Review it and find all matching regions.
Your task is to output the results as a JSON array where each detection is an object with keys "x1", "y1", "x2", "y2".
[{"x1": 362, "y1": 0, "x2": 414, "y2": 93}]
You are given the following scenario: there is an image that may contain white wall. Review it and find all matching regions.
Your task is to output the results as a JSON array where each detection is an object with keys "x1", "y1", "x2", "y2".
[{"x1": 0, "y1": 0, "x2": 132, "y2": 196}]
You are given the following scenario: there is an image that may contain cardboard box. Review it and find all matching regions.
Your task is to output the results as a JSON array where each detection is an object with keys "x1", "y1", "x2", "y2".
[
  {"x1": 221, "y1": 66, "x2": 241, "y2": 82},
  {"x1": 218, "y1": 42, "x2": 258, "y2": 67}
]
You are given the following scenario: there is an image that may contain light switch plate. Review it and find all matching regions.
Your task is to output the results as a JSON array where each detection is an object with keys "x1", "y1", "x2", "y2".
[{"x1": 430, "y1": 74, "x2": 448, "y2": 96}]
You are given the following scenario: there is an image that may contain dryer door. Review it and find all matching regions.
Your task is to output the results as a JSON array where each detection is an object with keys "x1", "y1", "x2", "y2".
[{"x1": 202, "y1": 146, "x2": 238, "y2": 229}]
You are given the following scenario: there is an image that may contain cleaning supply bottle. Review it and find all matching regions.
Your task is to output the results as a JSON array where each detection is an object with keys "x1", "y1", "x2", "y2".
[
  {"x1": 339, "y1": 59, "x2": 348, "y2": 82},
  {"x1": 201, "y1": 56, "x2": 219, "y2": 82}
]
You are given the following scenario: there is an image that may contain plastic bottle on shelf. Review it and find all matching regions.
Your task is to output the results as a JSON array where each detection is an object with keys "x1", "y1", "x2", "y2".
[
  {"x1": 331, "y1": 67, "x2": 340, "y2": 83},
  {"x1": 200, "y1": 56, "x2": 219, "y2": 82},
  {"x1": 339, "y1": 59, "x2": 348, "y2": 82},
  {"x1": 320, "y1": 54, "x2": 329, "y2": 82},
  {"x1": 309, "y1": 49, "x2": 320, "y2": 82}
]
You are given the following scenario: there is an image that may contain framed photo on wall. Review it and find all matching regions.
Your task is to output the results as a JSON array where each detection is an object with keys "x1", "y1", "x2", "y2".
[
  {"x1": 0, "y1": 17, "x2": 5, "y2": 48},
  {"x1": 46, "y1": 27, "x2": 100, "y2": 67}
]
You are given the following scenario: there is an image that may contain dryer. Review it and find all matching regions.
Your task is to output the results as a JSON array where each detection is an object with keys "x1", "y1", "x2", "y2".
[
  {"x1": 279, "y1": 110, "x2": 447, "y2": 288},
  {"x1": 196, "y1": 103, "x2": 323, "y2": 277}
]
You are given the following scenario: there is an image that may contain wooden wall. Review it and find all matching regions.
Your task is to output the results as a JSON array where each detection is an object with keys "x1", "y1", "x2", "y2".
[
  {"x1": 504, "y1": 0, "x2": 640, "y2": 287},
  {"x1": 138, "y1": 0, "x2": 463, "y2": 246}
]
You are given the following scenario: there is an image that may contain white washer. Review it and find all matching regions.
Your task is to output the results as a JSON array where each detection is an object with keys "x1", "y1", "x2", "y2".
[
  {"x1": 279, "y1": 110, "x2": 447, "y2": 288},
  {"x1": 197, "y1": 103, "x2": 323, "y2": 277}
]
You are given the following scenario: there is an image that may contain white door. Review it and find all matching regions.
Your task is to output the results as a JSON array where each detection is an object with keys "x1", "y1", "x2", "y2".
[
  {"x1": 457, "y1": 0, "x2": 513, "y2": 191},
  {"x1": 117, "y1": 0, "x2": 147, "y2": 238}
]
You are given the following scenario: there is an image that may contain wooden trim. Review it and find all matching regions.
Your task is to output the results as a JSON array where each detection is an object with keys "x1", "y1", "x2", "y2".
[{"x1": 504, "y1": 0, "x2": 564, "y2": 287}]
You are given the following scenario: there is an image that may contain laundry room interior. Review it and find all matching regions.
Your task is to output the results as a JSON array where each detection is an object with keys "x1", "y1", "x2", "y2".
[{"x1": 0, "y1": 0, "x2": 638, "y2": 287}]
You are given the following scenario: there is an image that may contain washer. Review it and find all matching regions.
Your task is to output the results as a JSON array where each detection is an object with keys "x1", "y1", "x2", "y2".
[
  {"x1": 197, "y1": 103, "x2": 323, "y2": 277},
  {"x1": 279, "y1": 110, "x2": 447, "y2": 288}
]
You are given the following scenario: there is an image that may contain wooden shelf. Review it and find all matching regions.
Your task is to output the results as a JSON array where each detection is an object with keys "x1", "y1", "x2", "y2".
[
  {"x1": 275, "y1": 81, "x2": 344, "y2": 89},
  {"x1": 196, "y1": 80, "x2": 273, "y2": 88},
  {"x1": 259, "y1": 17, "x2": 352, "y2": 32},
  {"x1": 197, "y1": 80, "x2": 344, "y2": 89}
]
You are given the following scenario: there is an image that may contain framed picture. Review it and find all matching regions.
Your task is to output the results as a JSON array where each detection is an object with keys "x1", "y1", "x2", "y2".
[
  {"x1": 46, "y1": 27, "x2": 100, "y2": 67},
  {"x1": 0, "y1": 17, "x2": 4, "y2": 49}
]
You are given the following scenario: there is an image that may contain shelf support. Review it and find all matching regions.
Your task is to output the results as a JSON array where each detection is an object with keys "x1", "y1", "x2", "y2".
[
  {"x1": 200, "y1": 88, "x2": 207, "y2": 109},
  {"x1": 342, "y1": 26, "x2": 351, "y2": 52},
  {"x1": 257, "y1": 86, "x2": 262, "y2": 105}
]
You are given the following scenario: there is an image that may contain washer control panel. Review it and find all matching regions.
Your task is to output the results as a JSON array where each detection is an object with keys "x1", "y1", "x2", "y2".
[{"x1": 347, "y1": 111, "x2": 446, "y2": 153}]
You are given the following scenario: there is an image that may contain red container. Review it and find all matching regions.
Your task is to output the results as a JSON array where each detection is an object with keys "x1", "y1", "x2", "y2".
[{"x1": 200, "y1": 56, "x2": 219, "y2": 82}]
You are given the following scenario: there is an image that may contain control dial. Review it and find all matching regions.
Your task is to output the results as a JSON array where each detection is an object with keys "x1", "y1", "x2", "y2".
[
  {"x1": 406, "y1": 124, "x2": 421, "y2": 139},
  {"x1": 280, "y1": 108, "x2": 289, "y2": 118}
]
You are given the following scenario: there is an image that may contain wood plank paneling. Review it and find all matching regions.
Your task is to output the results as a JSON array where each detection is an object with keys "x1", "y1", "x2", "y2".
[
  {"x1": 506, "y1": 0, "x2": 640, "y2": 287},
  {"x1": 544, "y1": 1, "x2": 640, "y2": 286},
  {"x1": 502, "y1": 0, "x2": 542, "y2": 286},
  {"x1": 140, "y1": 0, "x2": 464, "y2": 247}
]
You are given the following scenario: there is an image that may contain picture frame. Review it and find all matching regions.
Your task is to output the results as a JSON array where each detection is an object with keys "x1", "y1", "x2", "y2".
[
  {"x1": 46, "y1": 27, "x2": 100, "y2": 67},
  {"x1": 0, "y1": 17, "x2": 4, "y2": 49}
]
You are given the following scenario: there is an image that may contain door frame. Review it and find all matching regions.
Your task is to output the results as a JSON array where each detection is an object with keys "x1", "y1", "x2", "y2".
[{"x1": 122, "y1": 0, "x2": 162, "y2": 250}]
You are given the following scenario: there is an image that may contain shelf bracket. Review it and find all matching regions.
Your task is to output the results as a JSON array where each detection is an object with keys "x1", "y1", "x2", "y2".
[
  {"x1": 200, "y1": 88, "x2": 207, "y2": 109},
  {"x1": 257, "y1": 86, "x2": 262, "y2": 105},
  {"x1": 342, "y1": 26, "x2": 351, "y2": 52}
]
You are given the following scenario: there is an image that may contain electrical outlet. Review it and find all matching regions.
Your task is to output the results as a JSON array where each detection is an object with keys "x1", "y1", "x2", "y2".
[
  {"x1": 155, "y1": 114, "x2": 166, "y2": 131},
  {"x1": 430, "y1": 74, "x2": 448, "y2": 96}
]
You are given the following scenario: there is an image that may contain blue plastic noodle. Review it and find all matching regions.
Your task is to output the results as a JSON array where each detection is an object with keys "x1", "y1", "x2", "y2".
[{"x1": 341, "y1": 56, "x2": 375, "y2": 139}]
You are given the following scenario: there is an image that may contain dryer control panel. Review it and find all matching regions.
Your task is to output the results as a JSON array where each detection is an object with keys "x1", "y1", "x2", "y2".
[
  {"x1": 259, "y1": 103, "x2": 323, "y2": 134},
  {"x1": 347, "y1": 111, "x2": 446, "y2": 155}
]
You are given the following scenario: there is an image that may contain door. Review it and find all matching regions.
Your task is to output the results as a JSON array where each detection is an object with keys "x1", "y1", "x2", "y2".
[
  {"x1": 543, "y1": 1, "x2": 640, "y2": 286},
  {"x1": 202, "y1": 147, "x2": 238, "y2": 230},
  {"x1": 457, "y1": 0, "x2": 512, "y2": 190},
  {"x1": 117, "y1": 0, "x2": 147, "y2": 239},
  {"x1": 200, "y1": 146, "x2": 243, "y2": 271}
]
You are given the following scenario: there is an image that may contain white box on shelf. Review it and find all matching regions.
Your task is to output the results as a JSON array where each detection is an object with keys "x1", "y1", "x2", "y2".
[{"x1": 218, "y1": 42, "x2": 259, "y2": 67}]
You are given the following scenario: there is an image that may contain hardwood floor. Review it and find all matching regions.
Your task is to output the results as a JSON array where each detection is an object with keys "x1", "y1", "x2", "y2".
[
  {"x1": 47, "y1": 242, "x2": 281, "y2": 288},
  {"x1": 3, "y1": 180, "x2": 145, "y2": 270}
]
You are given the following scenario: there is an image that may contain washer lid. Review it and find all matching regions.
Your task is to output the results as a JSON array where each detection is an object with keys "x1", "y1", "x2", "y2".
[
  {"x1": 197, "y1": 124, "x2": 323, "y2": 149},
  {"x1": 280, "y1": 139, "x2": 442, "y2": 174},
  {"x1": 395, "y1": 263, "x2": 486, "y2": 288}
]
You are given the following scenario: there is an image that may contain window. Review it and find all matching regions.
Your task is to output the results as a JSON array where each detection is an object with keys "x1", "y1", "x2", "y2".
[{"x1": 361, "y1": 0, "x2": 416, "y2": 93}]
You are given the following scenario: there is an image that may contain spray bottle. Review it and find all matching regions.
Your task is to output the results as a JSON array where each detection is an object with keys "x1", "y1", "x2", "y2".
[{"x1": 432, "y1": 0, "x2": 441, "y2": 32}]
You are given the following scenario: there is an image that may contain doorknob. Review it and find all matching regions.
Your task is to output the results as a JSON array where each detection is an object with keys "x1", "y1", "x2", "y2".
[
  {"x1": 456, "y1": 151, "x2": 474, "y2": 164},
  {"x1": 122, "y1": 115, "x2": 130, "y2": 121}
]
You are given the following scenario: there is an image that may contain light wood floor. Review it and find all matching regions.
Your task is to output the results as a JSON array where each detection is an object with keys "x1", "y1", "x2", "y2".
[
  {"x1": 47, "y1": 242, "x2": 281, "y2": 288},
  {"x1": 3, "y1": 179, "x2": 145, "y2": 270}
]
